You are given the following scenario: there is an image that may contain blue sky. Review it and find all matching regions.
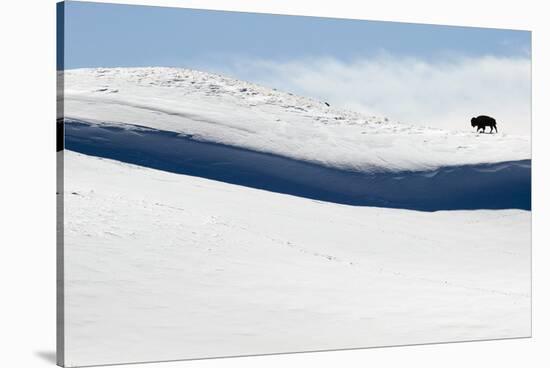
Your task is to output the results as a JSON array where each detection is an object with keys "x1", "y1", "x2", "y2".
[
  {"x1": 59, "y1": 1, "x2": 531, "y2": 134},
  {"x1": 61, "y1": 1, "x2": 530, "y2": 70}
]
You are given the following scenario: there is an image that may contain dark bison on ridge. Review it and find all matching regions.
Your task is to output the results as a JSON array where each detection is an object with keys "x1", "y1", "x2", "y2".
[{"x1": 471, "y1": 115, "x2": 498, "y2": 133}]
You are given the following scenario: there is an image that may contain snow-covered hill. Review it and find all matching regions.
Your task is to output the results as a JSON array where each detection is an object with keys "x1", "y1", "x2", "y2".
[
  {"x1": 63, "y1": 151, "x2": 530, "y2": 367},
  {"x1": 62, "y1": 67, "x2": 530, "y2": 173},
  {"x1": 61, "y1": 67, "x2": 531, "y2": 210}
]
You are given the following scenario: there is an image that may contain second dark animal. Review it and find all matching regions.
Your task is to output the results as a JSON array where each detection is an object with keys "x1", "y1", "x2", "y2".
[{"x1": 471, "y1": 115, "x2": 498, "y2": 133}]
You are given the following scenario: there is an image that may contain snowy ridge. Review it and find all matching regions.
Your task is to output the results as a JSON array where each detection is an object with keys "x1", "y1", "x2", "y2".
[{"x1": 62, "y1": 67, "x2": 530, "y2": 173}]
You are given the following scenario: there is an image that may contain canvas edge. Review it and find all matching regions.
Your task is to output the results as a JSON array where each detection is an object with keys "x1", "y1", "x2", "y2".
[{"x1": 56, "y1": 1, "x2": 66, "y2": 367}]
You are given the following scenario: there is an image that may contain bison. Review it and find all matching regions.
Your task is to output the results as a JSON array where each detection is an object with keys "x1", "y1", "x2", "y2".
[{"x1": 471, "y1": 115, "x2": 498, "y2": 133}]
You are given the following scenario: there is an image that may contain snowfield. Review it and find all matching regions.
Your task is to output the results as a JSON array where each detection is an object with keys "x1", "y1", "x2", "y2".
[
  {"x1": 63, "y1": 151, "x2": 530, "y2": 367},
  {"x1": 59, "y1": 67, "x2": 531, "y2": 367}
]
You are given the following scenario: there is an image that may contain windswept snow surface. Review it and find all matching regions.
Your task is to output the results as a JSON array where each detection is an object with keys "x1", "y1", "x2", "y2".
[
  {"x1": 63, "y1": 152, "x2": 530, "y2": 367},
  {"x1": 62, "y1": 67, "x2": 530, "y2": 173}
]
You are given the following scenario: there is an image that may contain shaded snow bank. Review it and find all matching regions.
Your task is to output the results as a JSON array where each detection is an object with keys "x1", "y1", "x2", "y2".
[{"x1": 65, "y1": 119, "x2": 531, "y2": 211}]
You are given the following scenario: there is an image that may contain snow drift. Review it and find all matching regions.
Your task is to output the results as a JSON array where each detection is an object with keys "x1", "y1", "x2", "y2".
[{"x1": 65, "y1": 119, "x2": 530, "y2": 210}]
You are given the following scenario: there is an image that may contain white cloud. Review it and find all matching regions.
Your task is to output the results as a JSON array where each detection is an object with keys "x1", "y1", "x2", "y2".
[{"x1": 219, "y1": 55, "x2": 531, "y2": 135}]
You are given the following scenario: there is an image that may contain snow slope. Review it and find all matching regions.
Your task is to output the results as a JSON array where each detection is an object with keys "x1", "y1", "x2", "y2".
[
  {"x1": 62, "y1": 151, "x2": 530, "y2": 367},
  {"x1": 62, "y1": 67, "x2": 530, "y2": 173}
]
